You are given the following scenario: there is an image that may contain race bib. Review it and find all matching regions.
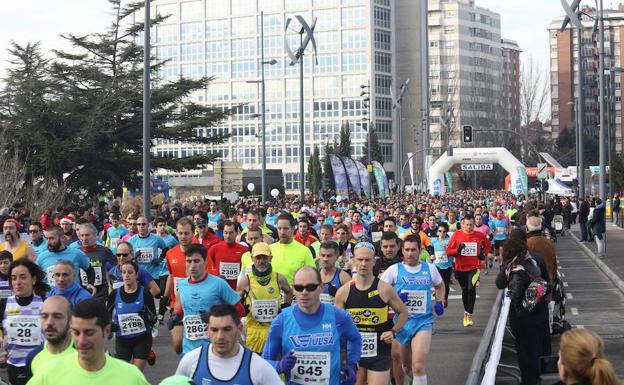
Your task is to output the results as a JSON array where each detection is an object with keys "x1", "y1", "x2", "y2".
[
  {"x1": 6, "y1": 315, "x2": 42, "y2": 346},
  {"x1": 46, "y1": 266, "x2": 55, "y2": 286},
  {"x1": 209, "y1": 221, "x2": 219, "y2": 230},
  {"x1": 93, "y1": 266, "x2": 103, "y2": 286},
  {"x1": 136, "y1": 248, "x2": 154, "y2": 263},
  {"x1": 461, "y1": 242, "x2": 478, "y2": 257},
  {"x1": 118, "y1": 313, "x2": 146, "y2": 336},
  {"x1": 110, "y1": 237, "x2": 120, "y2": 249},
  {"x1": 251, "y1": 299, "x2": 278, "y2": 323},
  {"x1": 219, "y1": 262, "x2": 240, "y2": 280},
  {"x1": 183, "y1": 315, "x2": 208, "y2": 341},
  {"x1": 360, "y1": 332, "x2": 378, "y2": 358},
  {"x1": 496, "y1": 226, "x2": 506, "y2": 234},
  {"x1": 291, "y1": 351, "x2": 330, "y2": 385},
  {"x1": 434, "y1": 251, "x2": 448, "y2": 264},
  {"x1": 112, "y1": 281, "x2": 123, "y2": 290},
  {"x1": 319, "y1": 293, "x2": 334, "y2": 305},
  {"x1": 371, "y1": 231, "x2": 382, "y2": 243},
  {"x1": 80, "y1": 269, "x2": 89, "y2": 287},
  {"x1": 0, "y1": 289, "x2": 11, "y2": 299},
  {"x1": 402, "y1": 290, "x2": 427, "y2": 314}
]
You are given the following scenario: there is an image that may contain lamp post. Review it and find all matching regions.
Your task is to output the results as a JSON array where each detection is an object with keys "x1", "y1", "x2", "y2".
[
  {"x1": 142, "y1": 0, "x2": 151, "y2": 220},
  {"x1": 392, "y1": 78, "x2": 410, "y2": 192},
  {"x1": 247, "y1": 12, "x2": 277, "y2": 203},
  {"x1": 598, "y1": 0, "x2": 607, "y2": 202},
  {"x1": 360, "y1": 82, "x2": 374, "y2": 197},
  {"x1": 285, "y1": 16, "x2": 318, "y2": 201}
]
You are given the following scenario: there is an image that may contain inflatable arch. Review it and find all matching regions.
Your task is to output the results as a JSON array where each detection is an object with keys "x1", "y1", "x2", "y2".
[{"x1": 428, "y1": 147, "x2": 526, "y2": 196}]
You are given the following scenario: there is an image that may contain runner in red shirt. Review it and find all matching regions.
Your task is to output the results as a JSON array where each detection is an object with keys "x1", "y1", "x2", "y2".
[
  {"x1": 194, "y1": 218, "x2": 221, "y2": 250},
  {"x1": 293, "y1": 219, "x2": 318, "y2": 248},
  {"x1": 207, "y1": 220, "x2": 249, "y2": 290},
  {"x1": 446, "y1": 213, "x2": 491, "y2": 327}
]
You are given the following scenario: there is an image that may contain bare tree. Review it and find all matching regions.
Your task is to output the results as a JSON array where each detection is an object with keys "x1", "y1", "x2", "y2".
[
  {"x1": 0, "y1": 134, "x2": 26, "y2": 210},
  {"x1": 520, "y1": 56, "x2": 550, "y2": 162}
]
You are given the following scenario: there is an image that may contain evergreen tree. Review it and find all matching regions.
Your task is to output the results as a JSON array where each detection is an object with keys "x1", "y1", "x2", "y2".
[
  {"x1": 361, "y1": 127, "x2": 383, "y2": 165},
  {"x1": 337, "y1": 121, "x2": 352, "y2": 158},
  {"x1": 44, "y1": 0, "x2": 229, "y2": 196},
  {"x1": 322, "y1": 140, "x2": 337, "y2": 191},
  {"x1": 307, "y1": 145, "x2": 322, "y2": 195}
]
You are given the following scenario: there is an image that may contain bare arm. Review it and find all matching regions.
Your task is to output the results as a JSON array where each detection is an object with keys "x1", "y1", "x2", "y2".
[
  {"x1": 163, "y1": 274, "x2": 173, "y2": 298},
  {"x1": 148, "y1": 280, "x2": 161, "y2": 297},
  {"x1": 236, "y1": 275, "x2": 250, "y2": 296},
  {"x1": 434, "y1": 281, "x2": 446, "y2": 304},
  {"x1": 339, "y1": 271, "x2": 352, "y2": 286},
  {"x1": 379, "y1": 281, "x2": 408, "y2": 343},
  {"x1": 278, "y1": 274, "x2": 293, "y2": 304},
  {"x1": 333, "y1": 284, "x2": 349, "y2": 309}
]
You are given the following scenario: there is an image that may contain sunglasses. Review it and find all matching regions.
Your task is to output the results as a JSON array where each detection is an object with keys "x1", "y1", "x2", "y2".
[
  {"x1": 28, "y1": 230, "x2": 40, "y2": 233},
  {"x1": 437, "y1": 230, "x2": 447, "y2": 233},
  {"x1": 293, "y1": 283, "x2": 320, "y2": 292},
  {"x1": 354, "y1": 241, "x2": 375, "y2": 250},
  {"x1": 116, "y1": 253, "x2": 130, "y2": 257},
  {"x1": 411, "y1": 222, "x2": 420, "y2": 225},
  {"x1": 137, "y1": 223, "x2": 148, "y2": 226},
  {"x1": 336, "y1": 231, "x2": 347, "y2": 235}
]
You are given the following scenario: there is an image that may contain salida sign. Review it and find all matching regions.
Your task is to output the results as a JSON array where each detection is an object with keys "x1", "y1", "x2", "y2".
[{"x1": 460, "y1": 164, "x2": 493, "y2": 171}]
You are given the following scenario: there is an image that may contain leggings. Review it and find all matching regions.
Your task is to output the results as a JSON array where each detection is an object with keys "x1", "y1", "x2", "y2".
[
  {"x1": 436, "y1": 266, "x2": 452, "y2": 301},
  {"x1": 455, "y1": 269, "x2": 479, "y2": 314}
]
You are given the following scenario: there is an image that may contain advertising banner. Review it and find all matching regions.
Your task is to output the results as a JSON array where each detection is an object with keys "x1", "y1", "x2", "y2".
[
  {"x1": 355, "y1": 160, "x2": 371, "y2": 197},
  {"x1": 342, "y1": 157, "x2": 362, "y2": 197},
  {"x1": 329, "y1": 154, "x2": 349, "y2": 197}
]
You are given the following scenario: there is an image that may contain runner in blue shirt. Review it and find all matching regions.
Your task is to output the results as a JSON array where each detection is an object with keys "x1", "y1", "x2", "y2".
[
  {"x1": 108, "y1": 242, "x2": 160, "y2": 298},
  {"x1": 262, "y1": 266, "x2": 361, "y2": 385},
  {"x1": 37, "y1": 226, "x2": 91, "y2": 287},
  {"x1": 127, "y1": 217, "x2": 168, "y2": 281},
  {"x1": 488, "y1": 209, "x2": 509, "y2": 265}
]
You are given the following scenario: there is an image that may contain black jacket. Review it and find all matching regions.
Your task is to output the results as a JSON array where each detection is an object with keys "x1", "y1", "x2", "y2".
[
  {"x1": 578, "y1": 201, "x2": 590, "y2": 223},
  {"x1": 496, "y1": 252, "x2": 550, "y2": 318}
]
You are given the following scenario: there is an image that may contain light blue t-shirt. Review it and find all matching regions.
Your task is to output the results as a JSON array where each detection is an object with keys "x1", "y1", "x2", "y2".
[
  {"x1": 431, "y1": 237, "x2": 453, "y2": 270},
  {"x1": 489, "y1": 218, "x2": 509, "y2": 241},
  {"x1": 36, "y1": 247, "x2": 91, "y2": 286},
  {"x1": 31, "y1": 239, "x2": 48, "y2": 257},
  {"x1": 128, "y1": 234, "x2": 168, "y2": 279}
]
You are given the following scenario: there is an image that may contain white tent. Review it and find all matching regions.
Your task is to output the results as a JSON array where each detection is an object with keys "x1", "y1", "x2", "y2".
[{"x1": 545, "y1": 179, "x2": 575, "y2": 196}]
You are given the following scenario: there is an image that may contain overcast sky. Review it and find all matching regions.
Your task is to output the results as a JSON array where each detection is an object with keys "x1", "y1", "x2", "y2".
[{"x1": 0, "y1": 0, "x2": 602, "y2": 79}]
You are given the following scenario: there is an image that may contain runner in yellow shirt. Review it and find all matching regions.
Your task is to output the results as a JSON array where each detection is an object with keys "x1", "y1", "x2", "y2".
[{"x1": 269, "y1": 214, "x2": 315, "y2": 285}]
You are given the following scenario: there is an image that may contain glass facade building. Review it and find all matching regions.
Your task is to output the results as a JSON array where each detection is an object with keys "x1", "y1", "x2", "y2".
[{"x1": 137, "y1": 0, "x2": 397, "y2": 190}]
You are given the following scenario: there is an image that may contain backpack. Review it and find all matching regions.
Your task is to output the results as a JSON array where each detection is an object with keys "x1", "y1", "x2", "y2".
[{"x1": 521, "y1": 257, "x2": 551, "y2": 312}]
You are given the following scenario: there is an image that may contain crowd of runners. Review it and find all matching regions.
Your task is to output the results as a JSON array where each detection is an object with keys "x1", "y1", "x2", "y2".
[{"x1": 0, "y1": 190, "x2": 620, "y2": 385}]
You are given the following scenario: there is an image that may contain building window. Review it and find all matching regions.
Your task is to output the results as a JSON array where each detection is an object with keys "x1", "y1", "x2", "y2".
[
  {"x1": 315, "y1": 76, "x2": 341, "y2": 97},
  {"x1": 157, "y1": 25, "x2": 179, "y2": 44},
  {"x1": 342, "y1": 29, "x2": 367, "y2": 50},
  {"x1": 285, "y1": 123, "x2": 300, "y2": 141},
  {"x1": 342, "y1": 52, "x2": 367, "y2": 72},
  {"x1": 342, "y1": 7, "x2": 366, "y2": 27},
  {"x1": 158, "y1": 65, "x2": 180, "y2": 82},
  {"x1": 233, "y1": 104, "x2": 257, "y2": 121},
  {"x1": 313, "y1": 100, "x2": 340, "y2": 118},
  {"x1": 315, "y1": 54, "x2": 339, "y2": 73},
  {"x1": 316, "y1": 31, "x2": 340, "y2": 52},
  {"x1": 375, "y1": 74, "x2": 392, "y2": 95},
  {"x1": 208, "y1": 61, "x2": 229, "y2": 79},
  {"x1": 157, "y1": 45, "x2": 179, "y2": 62},
  {"x1": 342, "y1": 75, "x2": 367, "y2": 96},
  {"x1": 181, "y1": 22, "x2": 204, "y2": 41},
  {"x1": 232, "y1": 60, "x2": 257, "y2": 78},
  {"x1": 314, "y1": 8, "x2": 340, "y2": 30},
  {"x1": 342, "y1": 98, "x2": 365, "y2": 117},
  {"x1": 374, "y1": 52, "x2": 391, "y2": 73},
  {"x1": 205, "y1": 0, "x2": 229, "y2": 18},
  {"x1": 206, "y1": 19, "x2": 229, "y2": 39},
  {"x1": 232, "y1": 81, "x2": 256, "y2": 100},
  {"x1": 266, "y1": 145, "x2": 283, "y2": 164},
  {"x1": 234, "y1": 147, "x2": 257, "y2": 164},
  {"x1": 232, "y1": 16, "x2": 256, "y2": 36},
  {"x1": 181, "y1": 64, "x2": 204, "y2": 79},
  {"x1": 373, "y1": 6, "x2": 391, "y2": 29},
  {"x1": 285, "y1": 172, "x2": 307, "y2": 189},
  {"x1": 206, "y1": 41, "x2": 228, "y2": 60},
  {"x1": 313, "y1": 122, "x2": 340, "y2": 141},
  {"x1": 181, "y1": 2, "x2": 203, "y2": 21},
  {"x1": 156, "y1": 4, "x2": 179, "y2": 22},
  {"x1": 232, "y1": 38, "x2": 256, "y2": 57},
  {"x1": 375, "y1": 120, "x2": 392, "y2": 140},
  {"x1": 266, "y1": 124, "x2": 283, "y2": 142},
  {"x1": 231, "y1": 0, "x2": 256, "y2": 16},
  {"x1": 374, "y1": 29, "x2": 391, "y2": 51},
  {"x1": 232, "y1": 125, "x2": 257, "y2": 143},
  {"x1": 285, "y1": 146, "x2": 301, "y2": 164},
  {"x1": 265, "y1": 101, "x2": 283, "y2": 120},
  {"x1": 181, "y1": 43, "x2": 204, "y2": 62},
  {"x1": 375, "y1": 97, "x2": 392, "y2": 118},
  {"x1": 380, "y1": 143, "x2": 392, "y2": 163}
]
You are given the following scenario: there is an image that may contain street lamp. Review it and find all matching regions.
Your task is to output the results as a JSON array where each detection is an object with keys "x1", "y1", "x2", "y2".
[
  {"x1": 142, "y1": 0, "x2": 152, "y2": 219},
  {"x1": 246, "y1": 12, "x2": 276, "y2": 203},
  {"x1": 361, "y1": 81, "x2": 374, "y2": 197},
  {"x1": 392, "y1": 78, "x2": 410, "y2": 192}
]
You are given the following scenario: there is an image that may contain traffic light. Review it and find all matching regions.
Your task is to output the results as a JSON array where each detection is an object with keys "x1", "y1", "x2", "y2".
[
  {"x1": 535, "y1": 180, "x2": 541, "y2": 190},
  {"x1": 462, "y1": 125, "x2": 473, "y2": 143}
]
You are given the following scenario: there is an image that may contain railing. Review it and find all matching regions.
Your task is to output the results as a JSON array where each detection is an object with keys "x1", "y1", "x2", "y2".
[{"x1": 465, "y1": 289, "x2": 509, "y2": 385}]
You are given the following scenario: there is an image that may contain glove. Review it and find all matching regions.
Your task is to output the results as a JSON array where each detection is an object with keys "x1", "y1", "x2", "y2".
[
  {"x1": 478, "y1": 242, "x2": 486, "y2": 260},
  {"x1": 458, "y1": 243, "x2": 466, "y2": 254},
  {"x1": 341, "y1": 364, "x2": 357, "y2": 385},
  {"x1": 399, "y1": 291, "x2": 409, "y2": 303},
  {"x1": 158, "y1": 296, "x2": 171, "y2": 321},
  {"x1": 276, "y1": 351, "x2": 297, "y2": 374},
  {"x1": 434, "y1": 301, "x2": 444, "y2": 316},
  {"x1": 167, "y1": 313, "x2": 182, "y2": 330}
]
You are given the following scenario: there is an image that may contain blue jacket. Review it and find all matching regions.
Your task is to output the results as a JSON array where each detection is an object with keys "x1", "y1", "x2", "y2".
[{"x1": 48, "y1": 282, "x2": 92, "y2": 305}]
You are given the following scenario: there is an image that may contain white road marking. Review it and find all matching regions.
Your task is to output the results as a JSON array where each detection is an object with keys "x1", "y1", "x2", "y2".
[
  {"x1": 566, "y1": 293, "x2": 573, "y2": 300},
  {"x1": 563, "y1": 282, "x2": 569, "y2": 287},
  {"x1": 448, "y1": 294, "x2": 480, "y2": 300},
  {"x1": 576, "y1": 325, "x2": 585, "y2": 329},
  {"x1": 571, "y1": 307, "x2": 579, "y2": 315},
  {"x1": 560, "y1": 272, "x2": 565, "y2": 277}
]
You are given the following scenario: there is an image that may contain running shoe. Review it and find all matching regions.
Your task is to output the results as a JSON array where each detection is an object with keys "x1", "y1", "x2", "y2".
[
  {"x1": 467, "y1": 313, "x2": 474, "y2": 327},
  {"x1": 463, "y1": 313, "x2": 469, "y2": 327},
  {"x1": 147, "y1": 350, "x2": 157, "y2": 366}
]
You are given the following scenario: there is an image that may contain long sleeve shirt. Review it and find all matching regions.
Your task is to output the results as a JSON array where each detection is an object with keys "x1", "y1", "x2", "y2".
[{"x1": 446, "y1": 230, "x2": 491, "y2": 272}]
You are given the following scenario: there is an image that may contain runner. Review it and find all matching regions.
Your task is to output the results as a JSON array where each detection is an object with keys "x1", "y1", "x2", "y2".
[
  {"x1": 335, "y1": 224, "x2": 356, "y2": 267},
  {"x1": 25, "y1": 296, "x2": 75, "y2": 380},
  {"x1": 107, "y1": 260, "x2": 157, "y2": 371},
  {"x1": 207, "y1": 200, "x2": 224, "y2": 231},
  {"x1": 0, "y1": 259, "x2": 49, "y2": 385},
  {"x1": 27, "y1": 223, "x2": 47, "y2": 258},
  {"x1": 0, "y1": 219, "x2": 35, "y2": 262},
  {"x1": 444, "y1": 210, "x2": 460, "y2": 238},
  {"x1": 108, "y1": 241, "x2": 161, "y2": 297},
  {"x1": 77, "y1": 223, "x2": 116, "y2": 303},
  {"x1": 380, "y1": 235, "x2": 446, "y2": 385},
  {"x1": 293, "y1": 219, "x2": 319, "y2": 249},
  {"x1": 105, "y1": 213, "x2": 129, "y2": 254},
  {"x1": 373, "y1": 232, "x2": 403, "y2": 277},
  {"x1": 489, "y1": 209, "x2": 509, "y2": 265},
  {"x1": 207, "y1": 220, "x2": 248, "y2": 290},
  {"x1": 238, "y1": 227, "x2": 264, "y2": 279},
  {"x1": 170, "y1": 243, "x2": 243, "y2": 356},
  {"x1": 335, "y1": 242, "x2": 409, "y2": 385},
  {"x1": 175, "y1": 304, "x2": 283, "y2": 384},
  {"x1": 128, "y1": 216, "x2": 169, "y2": 285},
  {"x1": 446, "y1": 213, "x2": 491, "y2": 327},
  {"x1": 238, "y1": 209, "x2": 275, "y2": 245},
  {"x1": 48, "y1": 261, "x2": 93, "y2": 305},
  {"x1": 262, "y1": 266, "x2": 362, "y2": 385},
  {"x1": 318, "y1": 241, "x2": 350, "y2": 304},
  {"x1": 36, "y1": 225, "x2": 91, "y2": 287},
  {"x1": 0, "y1": 251, "x2": 13, "y2": 299},
  {"x1": 237, "y1": 242, "x2": 292, "y2": 353},
  {"x1": 430, "y1": 222, "x2": 452, "y2": 308},
  {"x1": 27, "y1": 298, "x2": 150, "y2": 385},
  {"x1": 269, "y1": 213, "x2": 316, "y2": 285},
  {"x1": 155, "y1": 217, "x2": 179, "y2": 296}
]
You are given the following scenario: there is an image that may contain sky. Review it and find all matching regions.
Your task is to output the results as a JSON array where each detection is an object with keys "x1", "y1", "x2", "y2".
[{"x1": 0, "y1": 0, "x2": 609, "y2": 79}]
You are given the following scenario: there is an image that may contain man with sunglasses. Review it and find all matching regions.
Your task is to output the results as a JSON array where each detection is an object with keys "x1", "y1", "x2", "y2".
[
  {"x1": 380, "y1": 235, "x2": 446, "y2": 385},
  {"x1": 128, "y1": 216, "x2": 169, "y2": 283},
  {"x1": 263, "y1": 266, "x2": 362, "y2": 385},
  {"x1": 28, "y1": 222, "x2": 47, "y2": 257},
  {"x1": 335, "y1": 242, "x2": 408, "y2": 385},
  {"x1": 401, "y1": 217, "x2": 433, "y2": 256}
]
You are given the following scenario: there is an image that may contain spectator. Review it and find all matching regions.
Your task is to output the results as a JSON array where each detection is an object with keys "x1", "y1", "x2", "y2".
[
  {"x1": 578, "y1": 197, "x2": 590, "y2": 242},
  {"x1": 589, "y1": 198, "x2": 606, "y2": 257}
]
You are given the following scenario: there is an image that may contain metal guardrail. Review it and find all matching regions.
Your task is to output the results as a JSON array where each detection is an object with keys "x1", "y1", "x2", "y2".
[{"x1": 465, "y1": 289, "x2": 505, "y2": 385}]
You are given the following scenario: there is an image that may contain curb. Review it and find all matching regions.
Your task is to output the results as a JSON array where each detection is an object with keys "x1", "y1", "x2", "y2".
[{"x1": 569, "y1": 232, "x2": 624, "y2": 295}]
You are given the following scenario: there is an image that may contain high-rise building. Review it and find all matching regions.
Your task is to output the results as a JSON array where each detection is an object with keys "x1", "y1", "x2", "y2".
[
  {"x1": 548, "y1": 5, "x2": 624, "y2": 153},
  {"x1": 427, "y1": 0, "x2": 506, "y2": 151},
  {"x1": 139, "y1": 0, "x2": 408, "y2": 191},
  {"x1": 501, "y1": 38, "x2": 522, "y2": 133}
]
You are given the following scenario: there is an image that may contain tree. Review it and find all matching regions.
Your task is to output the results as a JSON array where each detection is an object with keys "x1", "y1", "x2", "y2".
[
  {"x1": 322, "y1": 141, "x2": 337, "y2": 191},
  {"x1": 554, "y1": 128, "x2": 598, "y2": 167},
  {"x1": 307, "y1": 145, "x2": 322, "y2": 195},
  {"x1": 2, "y1": 0, "x2": 231, "y2": 197},
  {"x1": 337, "y1": 121, "x2": 351, "y2": 158},
  {"x1": 520, "y1": 56, "x2": 550, "y2": 163},
  {"x1": 361, "y1": 127, "x2": 382, "y2": 165}
]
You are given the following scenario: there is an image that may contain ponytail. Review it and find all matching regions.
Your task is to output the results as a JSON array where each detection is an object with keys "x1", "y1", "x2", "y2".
[{"x1": 560, "y1": 329, "x2": 621, "y2": 385}]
